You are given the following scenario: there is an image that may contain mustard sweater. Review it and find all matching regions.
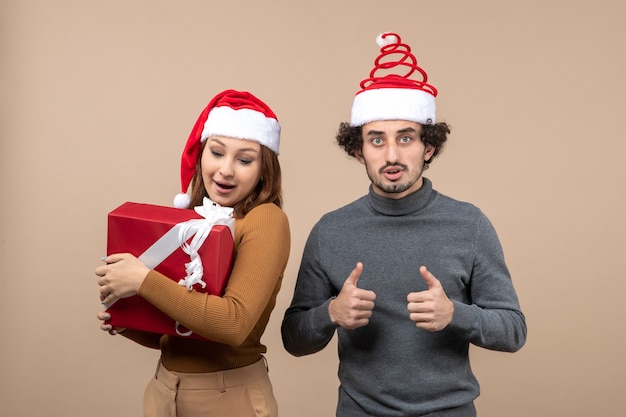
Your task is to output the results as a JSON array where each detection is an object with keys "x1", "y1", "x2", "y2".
[{"x1": 123, "y1": 202, "x2": 290, "y2": 373}]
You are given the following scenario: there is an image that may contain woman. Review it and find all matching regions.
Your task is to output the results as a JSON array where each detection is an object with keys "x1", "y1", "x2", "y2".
[{"x1": 95, "y1": 89, "x2": 290, "y2": 417}]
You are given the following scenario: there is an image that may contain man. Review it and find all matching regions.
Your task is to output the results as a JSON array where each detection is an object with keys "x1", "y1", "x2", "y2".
[{"x1": 281, "y1": 32, "x2": 526, "y2": 417}]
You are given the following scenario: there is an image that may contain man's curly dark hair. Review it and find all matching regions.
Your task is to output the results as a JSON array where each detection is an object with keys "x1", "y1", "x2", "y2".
[{"x1": 336, "y1": 121, "x2": 451, "y2": 169}]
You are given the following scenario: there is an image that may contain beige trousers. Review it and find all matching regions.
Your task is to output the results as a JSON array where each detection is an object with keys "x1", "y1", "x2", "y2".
[{"x1": 143, "y1": 357, "x2": 278, "y2": 417}]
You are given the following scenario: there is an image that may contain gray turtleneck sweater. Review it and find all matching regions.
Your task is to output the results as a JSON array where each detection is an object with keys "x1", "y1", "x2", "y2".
[{"x1": 281, "y1": 178, "x2": 526, "y2": 417}]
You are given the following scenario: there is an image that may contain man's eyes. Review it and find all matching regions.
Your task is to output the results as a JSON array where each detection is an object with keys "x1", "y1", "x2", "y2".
[{"x1": 370, "y1": 136, "x2": 412, "y2": 145}]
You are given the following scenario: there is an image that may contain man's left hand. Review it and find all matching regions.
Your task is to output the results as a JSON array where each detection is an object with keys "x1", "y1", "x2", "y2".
[{"x1": 407, "y1": 266, "x2": 454, "y2": 332}]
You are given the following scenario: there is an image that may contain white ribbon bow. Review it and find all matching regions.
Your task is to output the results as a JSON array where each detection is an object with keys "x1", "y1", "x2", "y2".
[{"x1": 176, "y1": 197, "x2": 234, "y2": 290}]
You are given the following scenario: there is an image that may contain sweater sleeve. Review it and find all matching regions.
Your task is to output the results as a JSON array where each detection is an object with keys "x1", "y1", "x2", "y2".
[
  {"x1": 137, "y1": 203, "x2": 290, "y2": 345},
  {"x1": 447, "y1": 213, "x2": 527, "y2": 352},
  {"x1": 281, "y1": 223, "x2": 339, "y2": 356}
]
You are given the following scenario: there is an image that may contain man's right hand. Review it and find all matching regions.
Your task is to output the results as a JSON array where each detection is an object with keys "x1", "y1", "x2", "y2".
[{"x1": 329, "y1": 262, "x2": 376, "y2": 329}]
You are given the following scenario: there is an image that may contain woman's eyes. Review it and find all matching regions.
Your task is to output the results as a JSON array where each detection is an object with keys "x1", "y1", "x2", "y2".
[{"x1": 211, "y1": 150, "x2": 254, "y2": 165}]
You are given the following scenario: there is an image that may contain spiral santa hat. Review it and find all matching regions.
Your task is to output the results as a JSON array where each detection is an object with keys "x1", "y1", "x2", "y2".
[
  {"x1": 351, "y1": 32, "x2": 438, "y2": 127},
  {"x1": 174, "y1": 89, "x2": 281, "y2": 208}
]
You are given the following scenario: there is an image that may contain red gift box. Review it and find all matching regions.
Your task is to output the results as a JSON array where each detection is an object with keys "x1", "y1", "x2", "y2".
[{"x1": 104, "y1": 201, "x2": 234, "y2": 339}]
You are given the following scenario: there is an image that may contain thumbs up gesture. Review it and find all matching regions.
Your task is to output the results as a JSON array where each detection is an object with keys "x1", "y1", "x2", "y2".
[
  {"x1": 407, "y1": 266, "x2": 454, "y2": 332},
  {"x1": 329, "y1": 262, "x2": 377, "y2": 330}
]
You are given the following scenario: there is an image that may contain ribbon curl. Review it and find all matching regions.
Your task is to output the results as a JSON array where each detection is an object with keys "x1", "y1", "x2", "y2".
[
  {"x1": 174, "y1": 197, "x2": 233, "y2": 336},
  {"x1": 177, "y1": 197, "x2": 234, "y2": 290}
]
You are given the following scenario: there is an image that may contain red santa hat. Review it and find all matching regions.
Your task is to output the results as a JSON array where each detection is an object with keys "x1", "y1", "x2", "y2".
[
  {"x1": 174, "y1": 89, "x2": 281, "y2": 208},
  {"x1": 351, "y1": 32, "x2": 438, "y2": 127}
]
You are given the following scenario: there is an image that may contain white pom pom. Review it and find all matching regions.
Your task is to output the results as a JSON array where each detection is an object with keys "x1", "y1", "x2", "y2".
[
  {"x1": 173, "y1": 193, "x2": 191, "y2": 209},
  {"x1": 376, "y1": 32, "x2": 397, "y2": 48}
]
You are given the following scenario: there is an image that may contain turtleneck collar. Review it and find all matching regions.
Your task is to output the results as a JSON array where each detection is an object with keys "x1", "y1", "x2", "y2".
[{"x1": 365, "y1": 177, "x2": 435, "y2": 216}]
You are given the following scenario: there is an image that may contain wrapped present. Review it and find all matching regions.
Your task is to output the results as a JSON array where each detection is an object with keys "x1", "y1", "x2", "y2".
[{"x1": 104, "y1": 198, "x2": 235, "y2": 339}]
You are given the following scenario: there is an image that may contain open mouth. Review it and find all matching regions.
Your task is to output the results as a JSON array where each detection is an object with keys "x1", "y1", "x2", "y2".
[
  {"x1": 382, "y1": 166, "x2": 404, "y2": 181},
  {"x1": 215, "y1": 181, "x2": 235, "y2": 192}
]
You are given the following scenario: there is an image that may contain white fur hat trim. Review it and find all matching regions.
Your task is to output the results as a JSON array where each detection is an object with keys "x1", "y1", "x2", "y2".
[
  {"x1": 351, "y1": 87, "x2": 436, "y2": 127},
  {"x1": 202, "y1": 106, "x2": 281, "y2": 155}
]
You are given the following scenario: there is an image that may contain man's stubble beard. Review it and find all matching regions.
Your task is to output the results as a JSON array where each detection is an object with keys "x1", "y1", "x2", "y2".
[{"x1": 364, "y1": 160, "x2": 424, "y2": 195}]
